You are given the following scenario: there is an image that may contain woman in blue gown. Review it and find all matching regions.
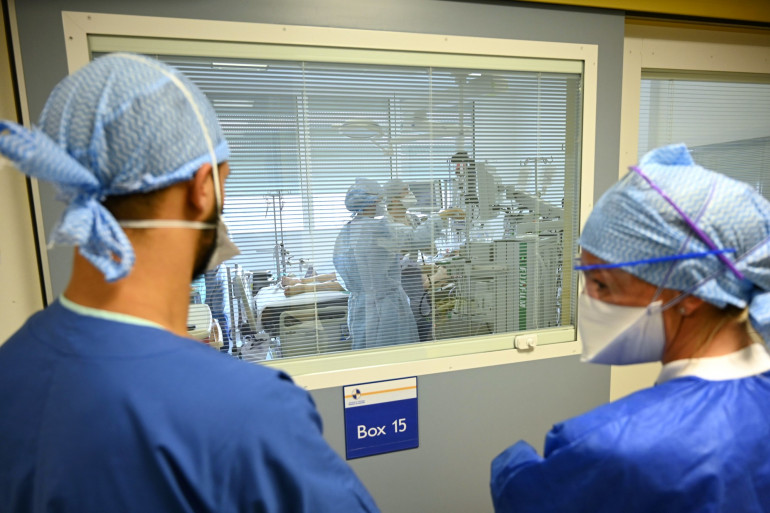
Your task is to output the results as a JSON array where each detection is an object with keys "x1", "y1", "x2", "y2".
[
  {"x1": 334, "y1": 178, "x2": 463, "y2": 349},
  {"x1": 333, "y1": 178, "x2": 420, "y2": 349},
  {"x1": 491, "y1": 143, "x2": 770, "y2": 513}
]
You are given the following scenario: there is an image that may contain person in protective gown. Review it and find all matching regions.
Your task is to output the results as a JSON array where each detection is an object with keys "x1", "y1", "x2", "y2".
[
  {"x1": 382, "y1": 179, "x2": 464, "y2": 342},
  {"x1": 333, "y1": 178, "x2": 418, "y2": 349},
  {"x1": 491, "y1": 143, "x2": 770, "y2": 513},
  {"x1": 333, "y1": 179, "x2": 417, "y2": 349},
  {"x1": 334, "y1": 178, "x2": 462, "y2": 349},
  {"x1": 0, "y1": 53, "x2": 378, "y2": 512}
]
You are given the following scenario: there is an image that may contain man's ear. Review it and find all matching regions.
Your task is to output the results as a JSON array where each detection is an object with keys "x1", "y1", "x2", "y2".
[{"x1": 188, "y1": 163, "x2": 214, "y2": 213}]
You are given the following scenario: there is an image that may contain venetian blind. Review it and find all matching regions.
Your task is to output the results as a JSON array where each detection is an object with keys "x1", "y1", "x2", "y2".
[
  {"x1": 95, "y1": 46, "x2": 584, "y2": 362},
  {"x1": 639, "y1": 72, "x2": 770, "y2": 198}
]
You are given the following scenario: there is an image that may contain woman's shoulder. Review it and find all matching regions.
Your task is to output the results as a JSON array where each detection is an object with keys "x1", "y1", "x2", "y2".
[
  {"x1": 548, "y1": 380, "x2": 701, "y2": 453},
  {"x1": 549, "y1": 374, "x2": 770, "y2": 458}
]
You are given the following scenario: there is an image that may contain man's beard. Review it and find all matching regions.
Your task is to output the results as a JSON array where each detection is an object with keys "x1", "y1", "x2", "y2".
[{"x1": 191, "y1": 210, "x2": 219, "y2": 280}]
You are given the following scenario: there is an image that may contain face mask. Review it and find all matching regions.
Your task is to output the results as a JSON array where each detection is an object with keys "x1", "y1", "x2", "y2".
[
  {"x1": 205, "y1": 218, "x2": 240, "y2": 271},
  {"x1": 119, "y1": 169, "x2": 240, "y2": 275},
  {"x1": 578, "y1": 292, "x2": 666, "y2": 365},
  {"x1": 400, "y1": 191, "x2": 418, "y2": 208},
  {"x1": 120, "y1": 215, "x2": 241, "y2": 272}
]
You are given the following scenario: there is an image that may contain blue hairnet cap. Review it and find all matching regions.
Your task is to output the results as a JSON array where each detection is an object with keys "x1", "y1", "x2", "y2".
[
  {"x1": 580, "y1": 143, "x2": 770, "y2": 340},
  {"x1": 345, "y1": 178, "x2": 382, "y2": 212},
  {"x1": 0, "y1": 53, "x2": 229, "y2": 281}
]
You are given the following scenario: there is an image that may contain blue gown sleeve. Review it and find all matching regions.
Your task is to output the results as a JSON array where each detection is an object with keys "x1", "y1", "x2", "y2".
[
  {"x1": 490, "y1": 383, "x2": 768, "y2": 513},
  {"x1": 381, "y1": 215, "x2": 445, "y2": 253},
  {"x1": 490, "y1": 428, "x2": 632, "y2": 513},
  {"x1": 233, "y1": 373, "x2": 379, "y2": 512}
]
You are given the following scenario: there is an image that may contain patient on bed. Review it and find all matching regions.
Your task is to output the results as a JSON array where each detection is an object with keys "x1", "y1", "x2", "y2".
[{"x1": 281, "y1": 272, "x2": 344, "y2": 297}]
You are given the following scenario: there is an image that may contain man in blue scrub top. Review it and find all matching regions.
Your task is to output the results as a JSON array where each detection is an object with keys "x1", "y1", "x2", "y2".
[{"x1": 0, "y1": 53, "x2": 378, "y2": 512}]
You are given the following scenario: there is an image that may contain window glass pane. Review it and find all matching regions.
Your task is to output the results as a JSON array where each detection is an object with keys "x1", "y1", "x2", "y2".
[
  {"x1": 99, "y1": 51, "x2": 583, "y2": 361},
  {"x1": 639, "y1": 75, "x2": 770, "y2": 198}
]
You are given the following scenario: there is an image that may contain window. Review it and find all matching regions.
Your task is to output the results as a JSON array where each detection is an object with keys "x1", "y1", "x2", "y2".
[
  {"x1": 65, "y1": 13, "x2": 597, "y2": 384},
  {"x1": 639, "y1": 73, "x2": 770, "y2": 198}
]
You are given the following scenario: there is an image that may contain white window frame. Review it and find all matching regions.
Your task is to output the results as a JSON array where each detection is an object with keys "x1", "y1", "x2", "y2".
[
  {"x1": 614, "y1": 21, "x2": 770, "y2": 401},
  {"x1": 59, "y1": 11, "x2": 597, "y2": 389},
  {"x1": 619, "y1": 22, "x2": 770, "y2": 181}
]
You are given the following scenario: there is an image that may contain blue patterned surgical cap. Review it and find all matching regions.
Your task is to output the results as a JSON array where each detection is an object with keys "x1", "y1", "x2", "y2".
[
  {"x1": 345, "y1": 178, "x2": 382, "y2": 212},
  {"x1": 0, "y1": 53, "x2": 229, "y2": 282},
  {"x1": 581, "y1": 143, "x2": 770, "y2": 341}
]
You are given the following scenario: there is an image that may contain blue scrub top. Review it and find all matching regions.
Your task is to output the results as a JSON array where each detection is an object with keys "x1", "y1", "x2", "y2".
[
  {"x1": 0, "y1": 300, "x2": 378, "y2": 512},
  {"x1": 491, "y1": 345, "x2": 770, "y2": 513}
]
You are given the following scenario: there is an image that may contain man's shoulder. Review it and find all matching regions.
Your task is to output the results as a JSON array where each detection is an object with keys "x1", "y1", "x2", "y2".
[{"x1": 2, "y1": 301, "x2": 309, "y2": 418}]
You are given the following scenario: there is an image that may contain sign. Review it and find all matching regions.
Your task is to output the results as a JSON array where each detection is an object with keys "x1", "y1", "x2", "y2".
[{"x1": 343, "y1": 377, "x2": 418, "y2": 459}]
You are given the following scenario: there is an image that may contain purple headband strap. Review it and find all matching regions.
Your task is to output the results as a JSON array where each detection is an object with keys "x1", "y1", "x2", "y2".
[{"x1": 629, "y1": 165, "x2": 745, "y2": 281}]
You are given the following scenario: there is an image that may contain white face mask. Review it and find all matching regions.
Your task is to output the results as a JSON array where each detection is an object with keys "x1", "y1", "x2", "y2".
[
  {"x1": 400, "y1": 191, "x2": 418, "y2": 208},
  {"x1": 206, "y1": 218, "x2": 240, "y2": 271},
  {"x1": 578, "y1": 292, "x2": 666, "y2": 365},
  {"x1": 118, "y1": 171, "x2": 240, "y2": 274},
  {"x1": 119, "y1": 215, "x2": 240, "y2": 273}
]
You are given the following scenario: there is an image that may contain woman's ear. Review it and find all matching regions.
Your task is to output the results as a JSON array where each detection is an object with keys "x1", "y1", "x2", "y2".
[
  {"x1": 188, "y1": 163, "x2": 214, "y2": 213},
  {"x1": 679, "y1": 295, "x2": 705, "y2": 317}
]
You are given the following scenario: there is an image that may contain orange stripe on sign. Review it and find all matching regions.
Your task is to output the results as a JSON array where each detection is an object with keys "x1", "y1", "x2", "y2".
[{"x1": 344, "y1": 385, "x2": 416, "y2": 399}]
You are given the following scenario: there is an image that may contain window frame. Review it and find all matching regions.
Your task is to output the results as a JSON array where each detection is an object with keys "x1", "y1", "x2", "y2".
[
  {"x1": 59, "y1": 11, "x2": 598, "y2": 389},
  {"x1": 619, "y1": 21, "x2": 770, "y2": 182}
]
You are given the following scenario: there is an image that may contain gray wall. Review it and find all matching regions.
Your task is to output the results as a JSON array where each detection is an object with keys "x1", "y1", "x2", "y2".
[
  {"x1": 14, "y1": 0, "x2": 622, "y2": 511},
  {"x1": 313, "y1": 357, "x2": 607, "y2": 512}
]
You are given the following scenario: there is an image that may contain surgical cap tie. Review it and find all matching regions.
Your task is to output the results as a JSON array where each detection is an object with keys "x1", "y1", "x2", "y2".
[
  {"x1": 55, "y1": 194, "x2": 135, "y2": 282},
  {"x1": 630, "y1": 165, "x2": 745, "y2": 281},
  {"x1": 751, "y1": 290, "x2": 770, "y2": 340},
  {"x1": 0, "y1": 121, "x2": 135, "y2": 281},
  {"x1": 0, "y1": 121, "x2": 101, "y2": 191},
  {"x1": 742, "y1": 235, "x2": 770, "y2": 340}
]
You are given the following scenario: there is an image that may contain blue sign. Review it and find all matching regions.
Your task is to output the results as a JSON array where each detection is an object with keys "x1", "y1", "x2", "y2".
[{"x1": 343, "y1": 377, "x2": 418, "y2": 459}]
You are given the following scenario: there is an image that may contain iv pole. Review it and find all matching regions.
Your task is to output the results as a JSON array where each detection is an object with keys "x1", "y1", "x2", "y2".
[
  {"x1": 269, "y1": 192, "x2": 288, "y2": 278},
  {"x1": 453, "y1": 72, "x2": 476, "y2": 329}
]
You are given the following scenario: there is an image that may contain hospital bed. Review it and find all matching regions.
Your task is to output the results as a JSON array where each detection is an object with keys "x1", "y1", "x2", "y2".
[
  {"x1": 255, "y1": 285, "x2": 350, "y2": 358},
  {"x1": 186, "y1": 303, "x2": 224, "y2": 349}
]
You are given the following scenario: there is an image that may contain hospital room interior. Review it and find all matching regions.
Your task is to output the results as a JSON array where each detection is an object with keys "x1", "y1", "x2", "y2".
[{"x1": 1, "y1": 0, "x2": 769, "y2": 511}]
